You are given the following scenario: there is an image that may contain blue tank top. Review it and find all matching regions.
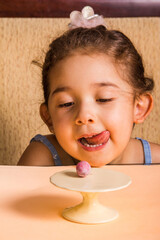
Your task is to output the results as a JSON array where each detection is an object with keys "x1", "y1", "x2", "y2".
[
  {"x1": 30, "y1": 134, "x2": 62, "y2": 166},
  {"x1": 30, "y1": 135, "x2": 152, "y2": 166},
  {"x1": 136, "y1": 137, "x2": 152, "y2": 165}
]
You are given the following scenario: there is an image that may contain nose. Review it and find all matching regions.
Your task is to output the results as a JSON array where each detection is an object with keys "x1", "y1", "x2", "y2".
[{"x1": 75, "y1": 104, "x2": 96, "y2": 125}]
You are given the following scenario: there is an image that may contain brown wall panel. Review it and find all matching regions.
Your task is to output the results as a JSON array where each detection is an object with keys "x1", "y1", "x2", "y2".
[{"x1": 0, "y1": 0, "x2": 160, "y2": 17}]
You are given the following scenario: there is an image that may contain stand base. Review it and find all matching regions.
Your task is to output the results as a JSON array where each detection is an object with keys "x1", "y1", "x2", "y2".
[{"x1": 62, "y1": 192, "x2": 119, "y2": 224}]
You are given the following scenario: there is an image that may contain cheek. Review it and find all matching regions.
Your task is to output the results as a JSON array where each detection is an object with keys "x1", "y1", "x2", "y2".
[
  {"x1": 102, "y1": 102, "x2": 134, "y2": 135},
  {"x1": 53, "y1": 118, "x2": 66, "y2": 134},
  {"x1": 52, "y1": 113, "x2": 73, "y2": 138}
]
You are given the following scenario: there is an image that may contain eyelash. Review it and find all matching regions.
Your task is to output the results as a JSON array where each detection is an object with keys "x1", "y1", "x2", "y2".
[
  {"x1": 58, "y1": 98, "x2": 113, "y2": 108},
  {"x1": 96, "y1": 98, "x2": 113, "y2": 103},
  {"x1": 58, "y1": 102, "x2": 74, "y2": 108}
]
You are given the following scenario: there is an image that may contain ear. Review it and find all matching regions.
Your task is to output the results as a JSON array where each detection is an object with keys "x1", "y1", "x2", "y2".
[
  {"x1": 40, "y1": 103, "x2": 54, "y2": 133},
  {"x1": 133, "y1": 93, "x2": 153, "y2": 124}
]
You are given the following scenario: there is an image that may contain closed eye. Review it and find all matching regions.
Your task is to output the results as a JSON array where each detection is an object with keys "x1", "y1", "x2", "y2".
[
  {"x1": 58, "y1": 102, "x2": 74, "y2": 108},
  {"x1": 96, "y1": 98, "x2": 113, "y2": 103}
]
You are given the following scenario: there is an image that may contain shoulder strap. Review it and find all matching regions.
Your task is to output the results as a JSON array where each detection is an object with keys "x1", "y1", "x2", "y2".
[
  {"x1": 30, "y1": 134, "x2": 62, "y2": 166},
  {"x1": 136, "y1": 138, "x2": 152, "y2": 165}
]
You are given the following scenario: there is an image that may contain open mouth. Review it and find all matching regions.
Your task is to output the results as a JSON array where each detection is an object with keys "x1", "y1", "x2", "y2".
[{"x1": 78, "y1": 130, "x2": 110, "y2": 150}]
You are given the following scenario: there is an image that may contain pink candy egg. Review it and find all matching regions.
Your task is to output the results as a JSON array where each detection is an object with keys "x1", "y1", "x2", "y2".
[{"x1": 76, "y1": 161, "x2": 91, "y2": 177}]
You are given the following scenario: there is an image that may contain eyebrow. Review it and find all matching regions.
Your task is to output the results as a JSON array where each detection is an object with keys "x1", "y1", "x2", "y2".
[
  {"x1": 51, "y1": 82, "x2": 119, "y2": 97},
  {"x1": 92, "y1": 82, "x2": 120, "y2": 89},
  {"x1": 51, "y1": 86, "x2": 71, "y2": 97}
]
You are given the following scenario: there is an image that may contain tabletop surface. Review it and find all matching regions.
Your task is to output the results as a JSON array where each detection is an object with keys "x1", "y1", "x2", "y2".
[{"x1": 0, "y1": 165, "x2": 160, "y2": 240}]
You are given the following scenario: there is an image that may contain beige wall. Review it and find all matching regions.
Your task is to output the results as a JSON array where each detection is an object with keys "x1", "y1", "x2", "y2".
[{"x1": 0, "y1": 18, "x2": 160, "y2": 165}]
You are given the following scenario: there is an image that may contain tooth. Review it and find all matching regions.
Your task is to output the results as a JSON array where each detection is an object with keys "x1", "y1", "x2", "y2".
[{"x1": 82, "y1": 142, "x2": 102, "y2": 147}]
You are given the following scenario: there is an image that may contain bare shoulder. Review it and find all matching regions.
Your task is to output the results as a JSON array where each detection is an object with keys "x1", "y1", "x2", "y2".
[
  {"x1": 121, "y1": 138, "x2": 160, "y2": 164},
  {"x1": 17, "y1": 140, "x2": 54, "y2": 166},
  {"x1": 150, "y1": 142, "x2": 160, "y2": 164}
]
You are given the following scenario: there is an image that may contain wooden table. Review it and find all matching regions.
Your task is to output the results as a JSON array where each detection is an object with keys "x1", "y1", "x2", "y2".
[{"x1": 0, "y1": 165, "x2": 160, "y2": 240}]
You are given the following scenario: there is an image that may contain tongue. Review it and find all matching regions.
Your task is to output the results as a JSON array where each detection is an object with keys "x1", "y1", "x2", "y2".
[{"x1": 85, "y1": 131, "x2": 110, "y2": 145}]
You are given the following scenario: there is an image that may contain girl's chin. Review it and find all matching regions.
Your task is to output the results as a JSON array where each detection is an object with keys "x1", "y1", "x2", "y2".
[
  {"x1": 89, "y1": 162, "x2": 109, "y2": 167},
  {"x1": 78, "y1": 158, "x2": 111, "y2": 167},
  {"x1": 90, "y1": 164, "x2": 106, "y2": 167}
]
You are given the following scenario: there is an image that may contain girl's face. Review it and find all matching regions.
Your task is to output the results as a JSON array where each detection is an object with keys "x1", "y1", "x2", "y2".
[{"x1": 47, "y1": 53, "x2": 136, "y2": 166}]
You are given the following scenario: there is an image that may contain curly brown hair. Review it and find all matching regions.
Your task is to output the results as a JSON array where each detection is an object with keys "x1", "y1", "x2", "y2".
[{"x1": 42, "y1": 25, "x2": 154, "y2": 105}]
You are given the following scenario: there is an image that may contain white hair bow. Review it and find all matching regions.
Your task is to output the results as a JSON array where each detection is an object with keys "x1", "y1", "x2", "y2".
[{"x1": 69, "y1": 6, "x2": 105, "y2": 29}]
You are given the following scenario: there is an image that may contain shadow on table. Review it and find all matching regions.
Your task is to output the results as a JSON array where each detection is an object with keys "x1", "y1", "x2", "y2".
[{"x1": 8, "y1": 194, "x2": 78, "y2": 220}]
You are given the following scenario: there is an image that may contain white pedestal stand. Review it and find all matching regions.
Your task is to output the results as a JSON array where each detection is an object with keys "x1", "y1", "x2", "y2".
[{"x1": 50, "y1": 168, "x2": 131, "y2": 224}]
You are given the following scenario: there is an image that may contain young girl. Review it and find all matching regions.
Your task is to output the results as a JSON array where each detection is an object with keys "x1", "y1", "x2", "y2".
[{"x1": 18, "y1": 6, "x2": 160, "y2": 167}]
